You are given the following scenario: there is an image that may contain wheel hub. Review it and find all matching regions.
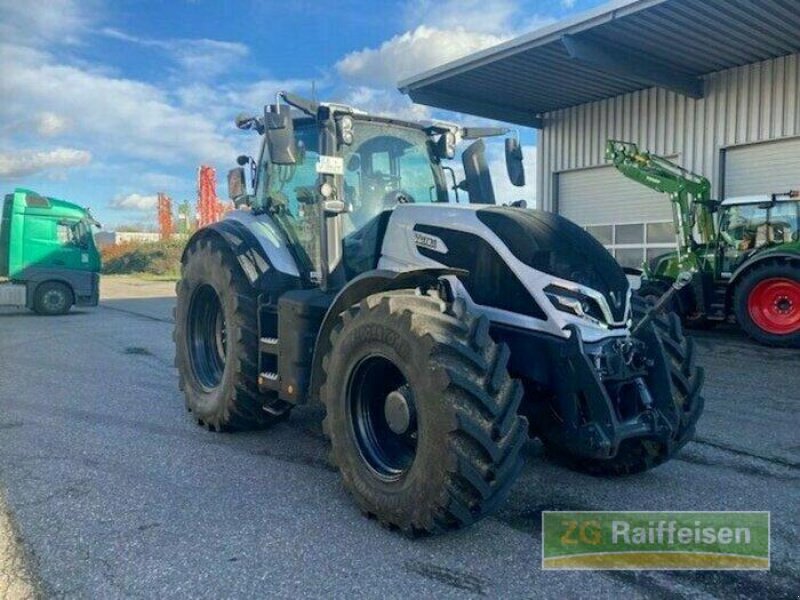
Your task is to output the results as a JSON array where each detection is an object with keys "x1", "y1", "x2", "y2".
[
  {"x1": 187, "y1": 284, "x2": 227, "y2": 389},
  {"x1": 44, "y1": 290, "x2": 65, "y2": 310},
  {"x1": 384, "y1": 388, "x2": 415, "y2": 435},
  {"x1": 747, "y1": 277, "x2": 800, "y2": 336},
  {"x1": 347, "y1": 355, "x2": 418, "y2": 481}
]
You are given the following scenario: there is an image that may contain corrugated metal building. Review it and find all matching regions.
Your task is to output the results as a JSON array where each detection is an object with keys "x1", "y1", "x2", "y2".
[{"x1": 400, "y1": 0, "x2": 800, "y2": 266}]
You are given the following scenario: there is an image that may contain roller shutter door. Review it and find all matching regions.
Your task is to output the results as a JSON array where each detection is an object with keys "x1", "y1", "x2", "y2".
[
  {"x1": 725, "y1": 138, "x2": 800, "y2": 197},
  {"x1": 557, "y1": 165, "x2": 675, "y2": 268},
  {"x1": 558, "y1": 164, "x2": 671, "y2": 225}
]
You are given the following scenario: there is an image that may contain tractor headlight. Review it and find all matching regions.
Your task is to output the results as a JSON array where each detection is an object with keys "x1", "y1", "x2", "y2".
[
  {"x1": 544, "y1": 284, "x2": 606, "y2": 325},
  {"x1": 339, "y1": 115, "x2": 354, "y2": 145}
]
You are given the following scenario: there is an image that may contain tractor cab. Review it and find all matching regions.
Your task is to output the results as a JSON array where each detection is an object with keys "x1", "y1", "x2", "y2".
[
  {"x1": 227, "y1": 92, "x2": 524, "y2": 290},
  {"x1": 717, "y1": 191, "x2": 799, "y2": 273}
]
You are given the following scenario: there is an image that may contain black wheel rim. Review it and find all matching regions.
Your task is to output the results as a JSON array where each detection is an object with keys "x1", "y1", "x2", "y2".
[
  {"x1": 347, "y1": 355, "x2": 418, "y2": 481},
  {"x1": 187, "y1": 284, "x2": 227, "y2": 389}
]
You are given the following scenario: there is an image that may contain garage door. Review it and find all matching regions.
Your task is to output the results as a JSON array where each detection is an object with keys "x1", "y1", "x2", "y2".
[
  {"x1": 558, "y1": 165, "x2": 675, "y2": 268},
  {"x1": 725, "y1": 137, "x2": 800, "y2": 197}
]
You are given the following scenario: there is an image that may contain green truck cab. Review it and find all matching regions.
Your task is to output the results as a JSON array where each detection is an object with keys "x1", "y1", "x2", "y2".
[{"x1": 0, "y1": 188, "x2": 101, "y2": 314}]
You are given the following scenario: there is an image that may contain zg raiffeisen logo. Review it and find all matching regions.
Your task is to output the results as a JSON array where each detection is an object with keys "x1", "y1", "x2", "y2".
[{"x1": 541, "y1": 511, "x2": 770, "y2": 570}]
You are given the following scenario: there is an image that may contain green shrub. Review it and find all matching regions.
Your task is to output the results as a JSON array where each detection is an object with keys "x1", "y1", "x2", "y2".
[{"x1": 101, "y1": 239, "x2": 185, "y2": 276}]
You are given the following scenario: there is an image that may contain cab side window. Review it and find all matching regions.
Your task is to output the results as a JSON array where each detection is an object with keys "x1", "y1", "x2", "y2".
[
  {"x1": 56, "y1": 222, "x2": 76, "y2": 246},
  {"x1": 264, "y1": 125, "x2": 322, "y2": 271}
]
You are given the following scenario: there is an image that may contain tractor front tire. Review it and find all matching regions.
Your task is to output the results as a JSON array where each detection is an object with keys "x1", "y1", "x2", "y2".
[
  {"x1": 320, "y1": 290, "x2": 527, "y2": 534},
  {"x1": 174, "y1": 237, "x2": 288, "y2": 431},
  {"x1": 542, "y1": 296, "x2": 704, "y2": 476},
  {"x1": 733, "y1": 261, "x2": 800, "y2": 348}
]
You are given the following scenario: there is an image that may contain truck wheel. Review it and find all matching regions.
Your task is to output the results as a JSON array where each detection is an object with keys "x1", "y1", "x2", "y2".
[
  {"x1": 320, "y1": 290, "x2": 527, "y2": 534},
  {"x1": 734, "y1": 262, "x2": 800, "y2": 348},
  {"x1": 33, "y1": 281, "x2": 73, "y2": 315},
  {"x1": 542, "y1": 296, "x2": 704, "y2": 476},
  {"x1": 174, "y1": 237, "x2": 288, "y2": 431}
]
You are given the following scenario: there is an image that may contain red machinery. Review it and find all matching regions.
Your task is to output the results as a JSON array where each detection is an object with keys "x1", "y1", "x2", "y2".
[
  {"x1": 157, "y1": 193, "x2": 173, "y2": 240},
  {"x1": 197, "y1": 166, "x2": 231, "y2": 228}
]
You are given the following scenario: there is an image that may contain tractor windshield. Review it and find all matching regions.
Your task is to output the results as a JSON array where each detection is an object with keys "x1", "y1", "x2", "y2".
[
  {"x1": 342, "y1": 121, "x2": 446, "y2": 232},
  {"x1": 720, "y1": 201, "x2": 799, "y2": 251}
]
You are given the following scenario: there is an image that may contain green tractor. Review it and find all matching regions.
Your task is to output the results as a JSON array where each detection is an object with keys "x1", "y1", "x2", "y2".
[{"x1": 606, "y1": 141, "x2": 800, "y2": 348}]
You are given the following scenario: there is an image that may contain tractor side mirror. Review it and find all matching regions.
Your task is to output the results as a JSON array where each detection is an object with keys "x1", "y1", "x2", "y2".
[
  {"x1": 462, "y1": 139, "x2": 495, "y2": 205},
  {"x1": 264, "y1": 104, "x2": 297, "y2": 165},
  {"x1": 505, "y1": 138, "x2": 525, "y2": 187},
  {"x1": 227, "y1": 167, "x2": 247, "y2": 202},
  {"x1": 435, "y1": 131, "x2": 456, "y2": 159}
]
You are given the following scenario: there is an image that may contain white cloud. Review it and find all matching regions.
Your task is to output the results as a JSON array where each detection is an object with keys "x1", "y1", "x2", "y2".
[
  {"x1": 141, "y1": 172, "x2": 190, "y2": 190},
  {"x1": 403, "y1": 0, "x2": 518, "y2": 34},
  {"x1": 334, "y1": 0, "x2": 555, "y2": 119},
  {"x1": 101, "y1": 28, "x2": 249, "y2": 79},
  {"x1": 336, "y1": 25, "x2": 509, "y2": 88},
  {"x1": 110, "y1": 193, "x2": 159, "y2": 211},
  {"x1": 562, "y1": 0, "x2": 577, "y2": 8},
  {"x1": 337, "y1": 86, "x2": 432, "y2": 121},
  {"x1": 0, "y1": 42, "x2": 238, "y2": 167},
  {"x1": 0, "y1": 147, "x2": 91, "y2": 177},
  {"x1": 36, "y1": 112, "x2": 69, "y2": 136},
  {"x1": 0, "y1": 0, "x2": 95, "y2": 45}
]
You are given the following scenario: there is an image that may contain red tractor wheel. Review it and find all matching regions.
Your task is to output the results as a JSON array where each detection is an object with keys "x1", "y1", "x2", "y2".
[
  {"x1": 747, "y1": 278, "x2": 800, "y2": 335},
  {"x1": 734, "y1": 262, "x2": 800, "y2": 348}
]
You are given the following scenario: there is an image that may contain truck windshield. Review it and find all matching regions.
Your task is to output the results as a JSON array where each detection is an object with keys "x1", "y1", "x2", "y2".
[
  {"x1": 343, "y1": 121, "x2": 445, "y2": 231},
  {"x1": 72, "y1": 220, "x2": 96, "y2": 248}
]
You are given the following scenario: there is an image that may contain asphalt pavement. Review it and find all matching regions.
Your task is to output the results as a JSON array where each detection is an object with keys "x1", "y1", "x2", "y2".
[{"x1": 0, "y1": 277, "x2": 798, "y2": 599}]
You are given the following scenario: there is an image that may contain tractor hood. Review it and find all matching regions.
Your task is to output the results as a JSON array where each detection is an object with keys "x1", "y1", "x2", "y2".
[{"x1": 476, "y1": 207, "x2": 630, "y2": 321}]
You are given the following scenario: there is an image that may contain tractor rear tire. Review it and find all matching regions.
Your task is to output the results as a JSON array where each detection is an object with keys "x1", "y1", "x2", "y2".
[
  {"x1": 542, "y1": 296, "x2": 704, "y2": 476},
  {"x1": 33, "y1": 281, "x2": 73, "y2": 315},
  {"x1": 174, "y1": 237, "x2": 289, "y2": 431},
  {"x1": 733, "y1": 261, "x2": 800, "y2": 348},
  {"x1": 320, "y1": 290, "x2": 527, "y2": 534}
]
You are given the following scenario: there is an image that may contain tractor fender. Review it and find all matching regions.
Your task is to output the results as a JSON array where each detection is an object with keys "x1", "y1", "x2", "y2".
[
  {"x1": 728, "y1": 251, "x2": 800, "y2": 289},
  {"x1": 181, "y1": 211, "x2": 301, "y2": 289},
  {"x1": 307, "y1": 267, "x2": 467, "y2": 402}
]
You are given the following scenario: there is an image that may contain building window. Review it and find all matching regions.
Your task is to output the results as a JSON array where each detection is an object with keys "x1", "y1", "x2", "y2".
[{"x1": 585, "y1": 221, "x2": 675, "y2": 268}]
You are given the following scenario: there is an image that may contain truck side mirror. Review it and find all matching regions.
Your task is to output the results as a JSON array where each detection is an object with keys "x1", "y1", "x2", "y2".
[
  {"x1": 505, "y1": 138, "x2": 525, "y2": 187},
  {"x1": 462, "y1": 139, "x2": 495, "y2": 205},
  {"x1": 227, "y1": 167, "x2": 247, "y2": 202},
  {"x1": 264, "y1": 104, "x2": 297, "y2": 165}
]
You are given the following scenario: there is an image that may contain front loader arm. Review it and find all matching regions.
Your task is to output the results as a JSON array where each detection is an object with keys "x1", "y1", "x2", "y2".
[{"x1": 605, "y1": 140, "x2": 716, "y2": 264}]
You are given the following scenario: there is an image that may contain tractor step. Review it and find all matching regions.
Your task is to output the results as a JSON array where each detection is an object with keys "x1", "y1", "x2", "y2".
[
  {"x1": 262, "y1": 397, "x2": 291, "y2": 416},
  {"x1": 258, "y1": 371, "x2": 280, "y2": 391},
  {"x1": 259, "y1": 336, "x2": 279, "y2": 354}
]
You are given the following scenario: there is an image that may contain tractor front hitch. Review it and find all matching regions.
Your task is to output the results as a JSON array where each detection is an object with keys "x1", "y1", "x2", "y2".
[{"x1": 541, "y1": 325, "x2": 679, "y2": 460}]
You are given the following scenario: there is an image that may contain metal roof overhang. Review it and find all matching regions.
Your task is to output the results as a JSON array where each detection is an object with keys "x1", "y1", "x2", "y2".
[{"x1": 398, "y1": 0, "x2": 800, "y2": 128}]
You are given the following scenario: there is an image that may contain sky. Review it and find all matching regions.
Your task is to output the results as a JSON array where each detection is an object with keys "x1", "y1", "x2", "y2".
[{"x1": 0, "y1": 0, "x2": 606, "y2": 229}]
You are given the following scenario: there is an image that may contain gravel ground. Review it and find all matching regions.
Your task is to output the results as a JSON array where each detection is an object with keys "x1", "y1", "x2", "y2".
[{"x1": 0, "y1": 277, "x2": 797, "y2": 599}]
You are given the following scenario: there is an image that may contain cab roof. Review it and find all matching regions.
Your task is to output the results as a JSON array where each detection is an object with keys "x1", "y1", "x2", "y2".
[{"x1": 721, "y1": 193, "x2": 799, "y2": 206}]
